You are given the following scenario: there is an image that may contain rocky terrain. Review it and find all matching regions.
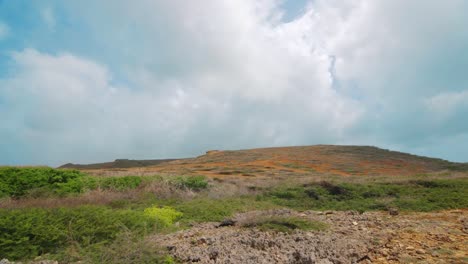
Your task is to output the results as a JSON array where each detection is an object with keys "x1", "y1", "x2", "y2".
[
  {"x1": 2, "y1": 208, "x2": 466, "y2": 263},
  {"x1": 153, "y1": 209, "x2": 468, "y2": 263},
  {"x1": 2, "y1": 145, "x2": 466, "y2": 263}
]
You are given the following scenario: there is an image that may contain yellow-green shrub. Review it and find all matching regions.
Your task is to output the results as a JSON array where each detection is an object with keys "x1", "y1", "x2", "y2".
[{"x1": 143, "y1": 206, "x2": 183, "y2": 227}]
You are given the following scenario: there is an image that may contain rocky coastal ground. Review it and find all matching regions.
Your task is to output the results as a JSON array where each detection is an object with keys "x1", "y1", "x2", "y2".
[
  {"x1": 1, "y1": 209, "x2": 466, "y2": 263},
  {"x1": 152, "y1": 209, "x2": 468, "y2": 263}
]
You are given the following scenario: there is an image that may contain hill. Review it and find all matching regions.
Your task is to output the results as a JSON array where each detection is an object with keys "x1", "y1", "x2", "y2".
[
  {"x1": 69, "y1": 145, "x2": 467, "y2": 177},
  {"x1": 59, "y1": 158, "x2": 178, "y2": 170},
  {"x1": 2, "y1": 145, "x2": 467, "y2": 263}
]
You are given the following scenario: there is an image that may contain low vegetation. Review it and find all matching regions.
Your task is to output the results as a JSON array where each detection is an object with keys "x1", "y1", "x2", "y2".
[
  {"x1": 98, "y1": 176, "x2": 143, "y2": 191},
  {"x1": 0, "y1": 167, "x2": 93, "y2": 198},
  {"x1": 170, "y1": 197, "x2": 277, "y2": 223},
  {"x1": 443, "y1": 162, "x2": 468, "y2": 172},
  {"x1": 263, "y1": 179, "x2": 468, "y2": 212},
  {"x1": 0, "y1": 167, "x2": 145, "y2": 198},
  {"x1": 144, "y1": 206, "x2": 183, "y2": 227},
  {"x1": 0, "y1": 166, "x2": 467, "y2": 262},
  {"x1": 0, "y1": 205, "x2": 183, "y2": 262},
  {"x1": 170, "y1": 175, "x2": 209, "y2": 191},
  {"x1": 0, "y1": 206, "x2": 160, "y2": 260}
]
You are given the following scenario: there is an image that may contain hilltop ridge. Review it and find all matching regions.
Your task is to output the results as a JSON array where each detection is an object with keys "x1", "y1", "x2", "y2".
[
  {"x1": 59, "y1": 158, "x2": 178, "y2": 170},
  {"x1": 61, "y1": 145, "x2": 467, "y2": 177}
]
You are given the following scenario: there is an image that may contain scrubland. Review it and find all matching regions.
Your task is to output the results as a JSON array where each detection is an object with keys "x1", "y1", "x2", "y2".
[{"x1": 1, "y1": 146, "x2": 467, "y2": 263}]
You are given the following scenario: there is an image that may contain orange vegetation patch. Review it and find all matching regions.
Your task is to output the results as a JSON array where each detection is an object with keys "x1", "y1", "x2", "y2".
[{"x1": 83, "y1": 145, "x2": 454, "y2": 179}]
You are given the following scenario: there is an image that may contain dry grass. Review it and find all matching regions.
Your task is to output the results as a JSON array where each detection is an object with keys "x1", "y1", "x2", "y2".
[
  {"x1": 0, "y1": 177, "x2": 198, "y2": 209},
  {"x1": 140, "y1": 178, "x2": 197, "y2": 200},
  {"x1": 81, "y1": 229, "x2": 170, "y2": 264},
  {"x1": 2, "y1": 167, "x2": 466, "y2": 210},
  {"x1": 3, "y1": 171, "x2": 467, "y2": 210},
  {"x1": 0, "y1": 189, "x2": 141, "y2": 209}
]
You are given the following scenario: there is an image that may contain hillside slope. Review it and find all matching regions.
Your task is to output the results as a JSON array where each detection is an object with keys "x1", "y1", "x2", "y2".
[
  {"x1": 59, "y1": 158, "x2": 178, "y2": 169},
  {"x1": 66, "y1": 145, "x2": 467, "y2": 177}
]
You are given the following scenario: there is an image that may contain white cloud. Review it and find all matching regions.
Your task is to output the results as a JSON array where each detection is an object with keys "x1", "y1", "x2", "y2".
[
  {"x1": 2, "y1": 0, "x2": 468, "y2": 164},
  {"x1": 290, "y1": 0, "x2": 468, "y2": 154},
  {"x1": 0, "y1": 39, "x2": 361, "y2": 165},
  {"x1": 0, "y1": 22, "x2": 9, "y2": 39},
  {"x1": 0, "y1": 49, "x2": 198, "y2": 164},
  {"x1": 425, "y1": 90, "x2": 468, "y2": 119},
  {"x1": 41, "y1": 7, "x2": 56, "y2": 31}
]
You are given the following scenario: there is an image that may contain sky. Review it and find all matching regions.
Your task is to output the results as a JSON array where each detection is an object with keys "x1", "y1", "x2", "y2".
[{"x1": 1, "y1": 0, "x2": 468, "y2": 166}]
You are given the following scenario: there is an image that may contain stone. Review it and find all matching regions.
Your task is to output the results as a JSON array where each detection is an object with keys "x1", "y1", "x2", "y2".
[
  {"x1": 416, "y1": 249, "x2": 425, "y2": 254},
  {"x1": 388, "y1": 208, "x2": 399, "y2": 216},
  {"x1": 209, "y1": 249, "x2": 219, "y2": 260},
  {"x1": 218, "y1": 219, "x2": 236, "y2": 227},
  {"x1": 167, "y1": 245, "x2": 176, "y2": 251}
]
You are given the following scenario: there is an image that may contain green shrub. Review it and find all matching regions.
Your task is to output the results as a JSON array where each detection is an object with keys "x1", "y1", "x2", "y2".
[
  {"x1": 172, "y1": 197, "x2": 277, "y2": 223},
  {"x1": 143, "y1": 206, "x2": 183, "y2": 227},
  {"x1": 262, "y1": 179, "x2": 468, "y2": 212},
  {"x1": 76, "y1": 229, "x2": 175, "y2": 264},
  {"x1": 271, "y1": 189, "x2": 301, "y2": 199},
  {"x1": 98, "y1": 176, "x2": 143, "y2": 191},
  {"x1": 0, "y1": 167, "x2": 94, "y2": 198},
  {"x1": 0, "y1": 167, "x2": 146, "y2": 198},
  {"x1": 0, "y1": 206, "x2": 157, "y2": 260},
  {"x1": 171, "y1": 175, "x2": 208, "y2": 191}
]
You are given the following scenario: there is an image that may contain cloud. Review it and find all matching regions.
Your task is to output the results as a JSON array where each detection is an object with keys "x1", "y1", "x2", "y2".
[
  {"x1": 0, "y1": 46, "x2": 360, "y2": 165},
  {"x1": 425, "y1": 90, "x2": 468, "y2": 119},
  {"x1": 293, "y1": 0, "x2": 468, "y2": 161},
  {"x1": 0, "y1": 21, "x2": 9, "y2": 39},
  {"x1": 1, "y1": 0, "x2": 468, "y2": 165},
  {"x1": 41, "y1": 7, "x2": 56, "y2": 31}
]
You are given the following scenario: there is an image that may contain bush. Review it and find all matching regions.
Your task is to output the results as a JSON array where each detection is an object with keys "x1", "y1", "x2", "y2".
[
  {"x1": 143, "y1": 206, "x2": 183, "y2": 227},
  {"x1": 0, "y1": 167, "x2": 94, "y2": 198},
  {"x1": 0, "y1": 206, "x2": 157, "y2": 260},
  {"x1": 77, "y1": 229, "x2": 175, "y2": 264},
  {"x1": 271, "y1": 189, "x2": 301, "y2": 199},
  {"x1": 263, "y1": 179, "x2": 468, "y2": 212},
  {"x1": 98, "y1": 176, "x2": 143, "y2": 191},
  {"x1": 171, "y1": 197, "x2": 277, "y2": 223},
  {"x1": 171, "y1": 175, "x2": 208, "y2": 191},
  {"x1": 0, "y1": 167, "x2": 146, "y2": 198}
]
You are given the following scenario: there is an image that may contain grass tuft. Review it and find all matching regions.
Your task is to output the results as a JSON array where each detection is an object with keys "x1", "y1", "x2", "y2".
[{"x1": 170, "y1": 175, "x2": 208, "y2": 191}]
